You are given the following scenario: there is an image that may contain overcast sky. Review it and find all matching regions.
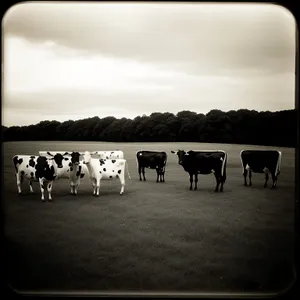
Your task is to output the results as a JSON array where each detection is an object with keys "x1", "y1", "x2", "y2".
[{"x1": 2, "y1": 2, "x2": 296, "y2": 127}]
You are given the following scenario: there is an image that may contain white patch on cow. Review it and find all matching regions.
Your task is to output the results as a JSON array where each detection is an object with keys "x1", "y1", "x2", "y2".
[
  {"x1": 211, "y1": 169, "x2": 215, "y2": 174},
  {"x1": 246, "y1": 164, "x2": 250, "y2": 170},
  {"x1": 220, "y1": 157, "x2": 223, "y2": 161},
  {"x1": 139, "y1": 153, "x2": 143, "y2": 156},
  {"x1": 94, "y1": 151, "x2": 124, "y2": 159}
]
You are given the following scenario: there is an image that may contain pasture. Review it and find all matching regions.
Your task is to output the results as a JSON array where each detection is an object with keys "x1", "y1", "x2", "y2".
[{"x1": 2, "y1": 141, "x2": 296, "y2": 295}]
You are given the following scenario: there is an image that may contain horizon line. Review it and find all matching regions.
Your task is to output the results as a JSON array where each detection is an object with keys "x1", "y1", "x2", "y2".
[{"x1": 2, "y1": 107, "x2": 295, "y2": 128}]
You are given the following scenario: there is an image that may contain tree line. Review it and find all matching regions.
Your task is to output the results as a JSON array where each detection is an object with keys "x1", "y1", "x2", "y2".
[{"x1": 2, "y1": 109, "x2": 297, "y2": 147}]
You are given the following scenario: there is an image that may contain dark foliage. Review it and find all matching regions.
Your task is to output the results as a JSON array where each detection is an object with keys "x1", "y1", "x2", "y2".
[{"x1": 2, "y1": 109, "x2": 297, "y2": 147}]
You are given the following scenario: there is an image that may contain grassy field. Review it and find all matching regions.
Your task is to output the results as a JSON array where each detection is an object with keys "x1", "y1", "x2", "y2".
[{"x1": 2, "y1": 141, "x2": 296, "y2": 295}]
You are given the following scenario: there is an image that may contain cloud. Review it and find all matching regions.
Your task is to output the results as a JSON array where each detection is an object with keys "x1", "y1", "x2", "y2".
[
  {"x1": 2, "y1": 2, "x2": 296, "y2": 126},
  {"x1": 3, "y1": 2, "x2": 296, "y2": 74}
]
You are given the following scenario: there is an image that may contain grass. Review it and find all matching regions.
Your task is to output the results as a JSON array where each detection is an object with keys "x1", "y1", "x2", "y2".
[{"x1": 2, "y1": 141, "x2": 296, "y2": 295}]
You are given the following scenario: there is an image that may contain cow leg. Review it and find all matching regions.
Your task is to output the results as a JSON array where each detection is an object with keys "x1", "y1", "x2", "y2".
[
  {"x1": 214, "y1": 174, "x2": 221, "y2": 192},
  {"x1": 156, "y1": 168, "x2": 159, "y2": 183},
  {"x1": 159, "y1": 171, "x2": 163, "y2": 182},
  {"x1": 39, "y1": 179, "x2": 45, "y2": 201},
  {"x1": 74, "y1": 182, "x2": 79, "y2": 195},
  {"x1": 219, "y1": 179, "x2": 224, "y2": 192},
  {"x1": 92, "y1": 179, "x2": 96, "y2": 196},
  {"x1": 194, "y1": 174, "x2": 198, "y2": 190},
  {"x1": 47, "y1": 182, "x2": 53, "y2": 201},
  {"x1": 249, "y1": 170, "x2": 252, "y2": 186},
  {"x1": 16, "y1": 172, "x2": 22, "y2": 194},
  {"x1": 96, "y1": 178, "x2": 100, "y2": 196},
  {"x1": 189, "y1": 173, "x2": 193, "y2": 190},
  {"x1": 29, "y1": 180, "x2": 34, "y2": 193},
  {"x1": 243, "y1": 168, "x2": 248, "y2": 186},
  {"x1": 162, "y1": 170, "x2": 165, "y2": 182},
  {"x1": 219, "y1": 173, "x2": 225, "y2": 192},
  {"x1": 160, "y1": 169, "x2": 164, "y2": 182},
  {"x1": 138, "y1": 166, "x2": 142, "y2": 181},
  {"x1": 264, "y1": 173, "x2": 269, "y2": 188},
  {"x1": 142, "y1": 167, "x2": 146, "y2": 181},
  {"x1": 70, "y1": 183, "x2": 75, "y2": 195},
  {"x1": 119, "y1": 174, "x2": 125, "y2": 195},
  {"x1": 271, "y1": 172, "x2": 277, "y2": 189}
]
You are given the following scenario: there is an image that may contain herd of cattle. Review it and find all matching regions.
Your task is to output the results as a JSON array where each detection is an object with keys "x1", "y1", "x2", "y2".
[{"x1": 12, "y1": 149, "x2": 282, "y2": 201}]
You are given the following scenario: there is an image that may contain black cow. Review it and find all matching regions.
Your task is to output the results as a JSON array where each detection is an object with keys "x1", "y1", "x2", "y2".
[
  {"x1": 12, "y1": 153, "x2": 65, "y2": 201},
  {"x1": 171, "y1": 150, "x2": 227, "y2": 192},
  {"x1": 136, "y1": 151, "x2": 167, "y2": 182},
  {"x1": 240, "y1": 150, "x2": 282, "y2": 188}
]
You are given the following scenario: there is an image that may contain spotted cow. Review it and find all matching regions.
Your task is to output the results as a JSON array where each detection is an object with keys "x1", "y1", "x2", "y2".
[
  {"x1": 39, "y1": 151, "x2": 87, "y2": 195},
  {"x1": 12, "y1": 154, "x2": 60, "y2": 201},
  {"x1": 81, "y1": 151, "x2": 131, "y2": 196}
]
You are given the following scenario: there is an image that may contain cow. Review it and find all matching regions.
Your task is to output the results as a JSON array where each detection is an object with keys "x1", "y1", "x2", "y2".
[
  {"x1": 39, "y1": 151, "x2": 86, "y2": 195},
  {"x1": 136, "y1": 150, "x2": 167, "y2": 183},
  {"x1": 240, "y1": 150, "x2": 282, "y2": 188},
  {"x1": 93, "y1": 150, "x2": 124, "y2": 159},
  {"x1": 171, "y1": 150, "x2": 227, "y2": 192},
  {"x1": 81, "y1": 151, "x2": 131, "y2": 196},
  {"x1": 12, "y1": 154, "x2": 62, "y2": 201}
]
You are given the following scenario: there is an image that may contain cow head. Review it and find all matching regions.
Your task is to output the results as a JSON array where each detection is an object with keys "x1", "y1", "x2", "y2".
[
  {"x1": 171, "y1": 150, "x2": 186, "y2": 165},
  {"x1": 82, "y1": 151, "x2": 92, "y2": 165},
  {"x1": 70, "y1": 152, "x2": 80, "y2": 166},
  {"x1": 46, "y1": 152, "x2": 65, "y2": 168},
  {"x1": 46, "y1": 151, "x2": 70, "y2": 168}
]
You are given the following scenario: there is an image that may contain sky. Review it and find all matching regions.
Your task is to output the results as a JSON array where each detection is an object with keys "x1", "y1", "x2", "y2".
[{"x1": 2, "y1": 2, "x2": 296, "y2": 127}]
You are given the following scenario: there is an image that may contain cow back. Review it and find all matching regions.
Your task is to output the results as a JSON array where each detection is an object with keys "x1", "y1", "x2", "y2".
[
  {"x1": 136, "y1": 151, "x2": 167, "y2": 168},
  {"x1": 240, "y1": 150, "x2": 281, "y2": 173}
]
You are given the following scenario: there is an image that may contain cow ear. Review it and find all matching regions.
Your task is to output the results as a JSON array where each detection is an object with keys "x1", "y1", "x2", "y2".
[
  {"x1": 171, "y1": 151, "x2": 175, "y2": 153},
  {"x1": 63, "y1": 151, "x2": 69, "y2": 155},
  {"x1": 90, "y1": 151, "x2": 97, "y2": 155},
  {"x1": 47, "y1": 151, "x2": 54, "y2": 156}
]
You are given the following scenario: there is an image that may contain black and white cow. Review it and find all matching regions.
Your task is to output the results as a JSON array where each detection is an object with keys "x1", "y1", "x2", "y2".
[
  {"x1": 81, "y1": 151, "x2": 131, "y2": 196},
  {"x1": 136, "y1": 150, "x2": 167, "y2": 183},
  {"x1": 39, "y1": 151, "x2": 86, "y2": 195},
  {"x1": 171, "y1": 150, "x2": 227, "y2": 192},
  {"x1": 240, "y1": 150, "x2": 282, "y2": 188},
  {"x1": 12, "y1": 154, "x2": 62, "y2": 201}
]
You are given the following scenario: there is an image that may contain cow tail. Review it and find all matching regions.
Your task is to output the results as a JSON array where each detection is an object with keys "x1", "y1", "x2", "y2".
[
  {"x1": 221, "y1": 151, "x2": 227, "y2": 179},
  {"x1": 276, "y1": 151, "x2": 282, "y2": 176},
  {"x1": 240, "y1": 150, "x2": 245, "y2": 174},
  {"x1": 126, "y1": 160, "x2": 131, "y2": 180}
]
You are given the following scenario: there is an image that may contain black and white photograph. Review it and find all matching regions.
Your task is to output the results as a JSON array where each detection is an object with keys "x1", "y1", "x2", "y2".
[{"x1": 2, "y1": 1, "x2": 297, "y2": 296}]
